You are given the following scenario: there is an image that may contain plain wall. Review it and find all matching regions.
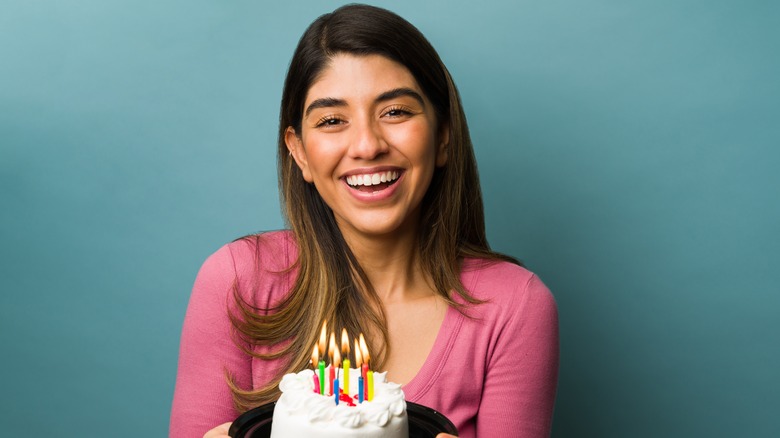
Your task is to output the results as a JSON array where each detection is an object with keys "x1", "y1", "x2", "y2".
[{"x1": 1, "y1": 0, "x2": 778, "y2": 436}]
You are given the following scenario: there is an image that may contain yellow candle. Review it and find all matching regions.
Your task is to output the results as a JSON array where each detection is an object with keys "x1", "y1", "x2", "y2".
[
  {"x1": 341, "y1": 329, "x2": 350, "y2": 396},
  {"x1": 367, "y1": 370, "x2": 374, "y2": 401},
  {"x1": 343, "y1": 358, "x2": 350, "y2": 395}
]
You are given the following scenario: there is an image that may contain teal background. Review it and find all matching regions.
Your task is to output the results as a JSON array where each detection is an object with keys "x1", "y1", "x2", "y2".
[{"x1": 1, "y1": 0, "x2": 778, "y2": 436}]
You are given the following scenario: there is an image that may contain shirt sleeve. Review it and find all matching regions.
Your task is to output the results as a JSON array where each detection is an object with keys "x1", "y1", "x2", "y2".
[
  {"x1": 476, "y1": 274, "x2": 559, "y2": 437},
  {"x1": 169, "y1": 245, "x2": 251, "y2": 437}
]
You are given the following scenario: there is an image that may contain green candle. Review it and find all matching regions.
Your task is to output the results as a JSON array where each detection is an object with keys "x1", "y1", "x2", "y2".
[{"x1": 318, "y1": 360, "x2": 325, "y2": 395}]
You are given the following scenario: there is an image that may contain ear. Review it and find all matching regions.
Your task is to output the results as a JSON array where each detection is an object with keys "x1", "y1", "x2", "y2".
[
  {"x1": 285, "y1": 127, "x2": 313, "y2": 182},
  {"x1": 435, "y1": 122, "x2": 449, "y2": 167}
]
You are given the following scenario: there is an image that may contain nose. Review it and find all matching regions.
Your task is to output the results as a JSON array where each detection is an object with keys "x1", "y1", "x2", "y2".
[{"x1": 347, "y1": 118, "x2": 388, "y2": 160}]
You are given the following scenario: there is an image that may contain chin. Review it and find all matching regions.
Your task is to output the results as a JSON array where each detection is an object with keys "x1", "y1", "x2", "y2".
[{"x1": 338, "y1": 216, "x2": 413, "y2": 240}]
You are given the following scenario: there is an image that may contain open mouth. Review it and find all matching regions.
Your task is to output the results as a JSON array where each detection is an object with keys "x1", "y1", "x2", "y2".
[{"x1": 345, "y1": 170, "x2": 400, "y2": 192}]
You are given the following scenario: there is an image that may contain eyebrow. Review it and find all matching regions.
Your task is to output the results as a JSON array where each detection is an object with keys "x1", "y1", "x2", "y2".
[
  {"x1": 304, "y1": 97, "x2": 347, "y2": 118},
  {"x1": 376, "y1": 87, "x2": 425, "y2": 107},
  {"x1": 303, "y1": 87, "x2": 425, "y2": 118}
]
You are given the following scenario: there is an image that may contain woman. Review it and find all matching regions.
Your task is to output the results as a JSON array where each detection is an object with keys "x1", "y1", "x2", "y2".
[{"x1": 170, "y1": 4, "x2": 558, "y2": 438}]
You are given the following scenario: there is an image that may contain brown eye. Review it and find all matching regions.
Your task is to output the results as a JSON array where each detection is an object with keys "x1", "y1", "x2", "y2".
[
  {"x1": 316, "y1": 116, "x2": 344, "y2": 128},
  {"x1": 383, "y1": 106, "x2": 413, "y2": 118}
]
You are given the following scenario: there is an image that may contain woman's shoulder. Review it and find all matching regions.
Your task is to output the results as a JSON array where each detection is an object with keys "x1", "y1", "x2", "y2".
[
  {"x1": 193, "y1": 230, "x2": 298, "y2": 305},
  {"x1": 220, "y1": 230, "x2": 298, "y2": 273},
  {"x1": 461, "y1": 258, "x2": 537, "y2": 293},
  {"x1": 460, "y1": 258, "x2": 556, "y2": 315}
]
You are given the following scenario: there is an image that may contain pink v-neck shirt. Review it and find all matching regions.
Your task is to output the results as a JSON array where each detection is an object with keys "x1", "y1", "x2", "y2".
[{"x1": 171, "y1": 231, "x2": 558, "y2": 437}]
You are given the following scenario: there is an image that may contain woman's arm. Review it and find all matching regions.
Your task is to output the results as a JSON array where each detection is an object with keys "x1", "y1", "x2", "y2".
[
  {"x1": 170, "y1": 245, "x2": 252, "y2": 437},
  {"x1": 477, "y1": 274, "x2": 559, "y2": 437}
]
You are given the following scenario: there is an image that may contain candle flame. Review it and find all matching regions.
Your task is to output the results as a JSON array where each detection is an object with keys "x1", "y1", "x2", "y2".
[
  {"x1": 318, "y1": 320, "x2": 328, "y2": 356},
  {"x1": 329, "y1": 332, "x2": 339, "y2": 366},
  {"x1": 359, "y1": 333, "x2": 370, "y2": 365},
  {"x1": 341, "y1": 328, "x2": 350, "y2": 356},
  {"x1": 332, "y1": 344, "x2": 341, "y2": 367},
  {"x1": 311, "y1": 344, "x2": 319, "y2": 368},
  {"x1": 354, "y1": 339, "x2": 363, "y2": 367}
]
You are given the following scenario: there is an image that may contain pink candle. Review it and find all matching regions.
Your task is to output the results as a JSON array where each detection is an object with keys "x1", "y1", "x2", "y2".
[
  {"x1": 328, "y1": 332, "x2": 337, "y2": 395},
  {"x1": 328, "y1": 365, "x2": 335, "y2": 396},
  {"x1": 362, "y1": 363, "x2": 368, "y2": 398},
  {"x1": 312, "y1": 344, "x2": 324, "y2": 395}
]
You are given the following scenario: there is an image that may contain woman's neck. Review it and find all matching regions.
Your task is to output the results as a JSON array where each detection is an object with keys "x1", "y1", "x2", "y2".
[{"x1": 341, "y1": 226, "x2": 432, "y2": 304}]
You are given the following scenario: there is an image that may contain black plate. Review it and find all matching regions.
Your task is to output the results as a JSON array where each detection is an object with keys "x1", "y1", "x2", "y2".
[{"x1": 229, "y1": 401, "x2": 458, "y2": 437}]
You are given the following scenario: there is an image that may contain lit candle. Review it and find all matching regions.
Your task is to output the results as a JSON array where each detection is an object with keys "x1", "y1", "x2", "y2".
[
  {"x1": 341, "y1": 329, "x2": 350, "y2": 396},
  {"x1": 359, "y1": 334, "x2": 370, "y2": 400},
  {"x1": 367, "y1": 370, "x2": 374, "y2": 401},
  {"x1": 328, "y1": 332, "x2": 337, "y2": 395},
  {"x1": 358, "y1": 375, "x2": 364, "y2": 403},
  {"x1": 319, "y1": 361, "x2": 326, "y2": 395},
  {"x1": 332, "y1": 340, "x2": 341, "y2": 403},
  {"x1": 318, "y1": 321, "x2": 328, "y2": 395},
  {"x1": 328, "y1": 365, "x2": 335, "y2": 396},
  {"x1": 333, "y1": 375, "x2": 340, "y2": 406},
  {"x1": 313, "y1": 374, "x2": 320, "y2": 394},
  {"x1": 354, "y1": 339, "x2": 363, "y2": 402}
]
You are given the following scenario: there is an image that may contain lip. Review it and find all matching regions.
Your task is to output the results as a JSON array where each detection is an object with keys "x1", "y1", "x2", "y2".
[{"x1": 341, "y1": 166, "x2": 405, "y2": 202}]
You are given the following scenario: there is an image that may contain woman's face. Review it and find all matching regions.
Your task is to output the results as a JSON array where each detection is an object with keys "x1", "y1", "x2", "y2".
[{"x1": 286, "y1": 53, "x2": 448, "y2": 243}]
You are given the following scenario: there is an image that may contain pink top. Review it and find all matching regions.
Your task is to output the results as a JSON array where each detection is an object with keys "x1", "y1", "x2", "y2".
[{"x1": 170, "y1": 231, "x2": 558, "y2": 437}]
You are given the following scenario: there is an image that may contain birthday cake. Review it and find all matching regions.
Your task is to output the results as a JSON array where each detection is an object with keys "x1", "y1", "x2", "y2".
[{"x1": 270, "y1": 368, "x2": 408, "y2": 438}]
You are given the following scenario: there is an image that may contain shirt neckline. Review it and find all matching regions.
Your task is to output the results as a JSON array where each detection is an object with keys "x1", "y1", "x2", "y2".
[{"x1": 401, "y1": 262, "x2": 482, "y2": 401}]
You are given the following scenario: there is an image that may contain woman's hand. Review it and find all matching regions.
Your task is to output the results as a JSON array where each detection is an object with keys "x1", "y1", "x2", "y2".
[
  {"x1": 436, "y1": 434, "x2": 457, "y2": 438},
  {"x1": 203, "y1": 422, "x2": 232, "y2": 438}
]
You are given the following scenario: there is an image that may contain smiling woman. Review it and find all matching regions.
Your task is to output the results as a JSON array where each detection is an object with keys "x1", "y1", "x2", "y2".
[
  {"x1": 170, "y1": 4, "x2": 558, "y2": 438},
  {"x1": 286, "y1": 54, "x2": 447, "y2": 242}
]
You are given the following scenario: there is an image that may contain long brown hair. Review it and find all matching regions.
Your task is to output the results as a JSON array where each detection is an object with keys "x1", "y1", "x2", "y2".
[{"x1": 227, "y1": 4, "x2": 519, "y2": 411}]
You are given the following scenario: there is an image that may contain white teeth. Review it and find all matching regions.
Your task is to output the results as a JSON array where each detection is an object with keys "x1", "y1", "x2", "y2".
[{"x1": 346, "y1": 171, "x2": 399, "y2": 187}]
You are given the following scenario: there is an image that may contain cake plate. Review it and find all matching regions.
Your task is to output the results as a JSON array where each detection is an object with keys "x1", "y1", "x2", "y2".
[{"x1": 228, "y1": 401, "x2": 458, "y2": 437}]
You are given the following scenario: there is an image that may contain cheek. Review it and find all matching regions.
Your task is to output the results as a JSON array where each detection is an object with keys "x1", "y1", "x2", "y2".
[
  {"x1": 386, "y1": 123, "x2": 437, "y2": 161},
  {"x1": 302, "y1": 137, "x2": 343, "y2": 175}
]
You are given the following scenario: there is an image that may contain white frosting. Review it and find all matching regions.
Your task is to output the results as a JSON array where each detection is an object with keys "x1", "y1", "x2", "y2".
[{"x1": 270, "y1": 368, "x2": 408, "y2": 438}]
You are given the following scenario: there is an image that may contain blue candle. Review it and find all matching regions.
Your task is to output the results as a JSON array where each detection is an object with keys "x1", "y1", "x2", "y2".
[
  {"x1": 334, "y1": 378, "x2": 339, "y2": 405},
  {"x1": 358, "y1": 375, "x2": 364, "y2": 403}
]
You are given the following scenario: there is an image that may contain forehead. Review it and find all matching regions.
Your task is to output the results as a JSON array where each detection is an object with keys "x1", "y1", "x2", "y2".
[{"x1": 304, "y1": 54, "x2": 423, "y2": 104}]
